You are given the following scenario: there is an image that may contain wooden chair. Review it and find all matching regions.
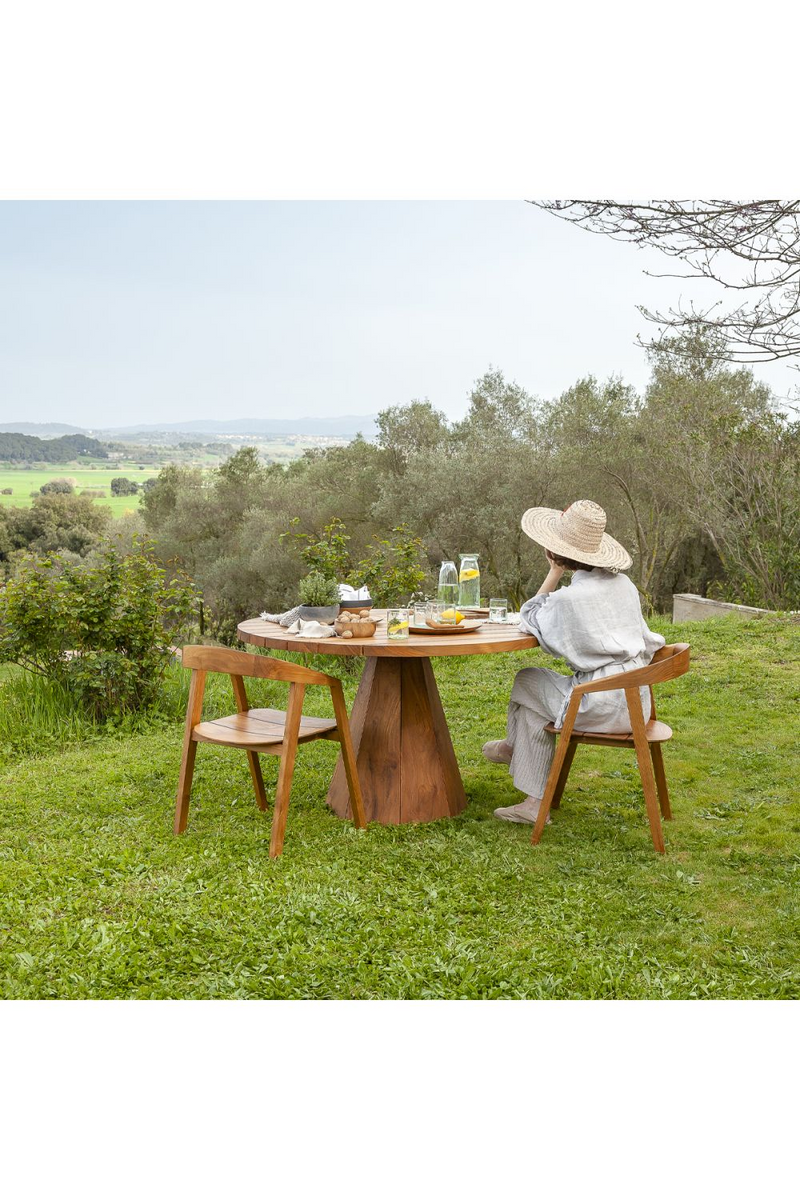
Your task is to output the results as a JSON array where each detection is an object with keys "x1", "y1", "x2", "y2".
[
  {"x1": 531, "y1": 643, "x2": 691, "y2": 853},
  {"x1": 174, "y1": 646, "x2": 366, "y2": 857}
]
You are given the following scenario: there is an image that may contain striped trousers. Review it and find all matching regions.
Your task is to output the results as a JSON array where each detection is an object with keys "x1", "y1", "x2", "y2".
[{"x1": 506, "y1": 665, "x2": 650, "y2": 798}]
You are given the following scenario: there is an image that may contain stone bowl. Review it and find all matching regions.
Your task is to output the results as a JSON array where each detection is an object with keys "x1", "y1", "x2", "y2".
[{"x1": 298, "y1": 604, "x2": 340, "y2": 625}]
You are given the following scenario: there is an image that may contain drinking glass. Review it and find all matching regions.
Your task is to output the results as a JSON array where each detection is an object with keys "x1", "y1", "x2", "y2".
[
  {"x1": 412, "y1": 601, "x2": 431, "y2": 627},
  {"x1": 387, "y1": 608, "x2": 410, "y2": 639},
  {"x1": 429, "y1": 601, "x2": 456, "y2": 625},
  {"x1": 489, "y1": 597, "x2": 508, "y2": 623}
]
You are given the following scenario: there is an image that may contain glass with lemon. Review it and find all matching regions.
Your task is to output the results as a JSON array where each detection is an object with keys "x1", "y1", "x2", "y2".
[
  {"x1": 429, "y1": 601, "x2": 462, "y2": 626},
  {"x1": 458, "y1": 554, "x2": 481, "y2": 609},
  {"x1": 387, "y1": 608, "x2": 410, "y2": 640}
]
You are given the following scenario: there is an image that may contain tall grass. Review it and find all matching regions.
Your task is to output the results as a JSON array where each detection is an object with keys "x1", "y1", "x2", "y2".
[{"x1": 0, "y1": 662, "x2": 191, "y2": 767}]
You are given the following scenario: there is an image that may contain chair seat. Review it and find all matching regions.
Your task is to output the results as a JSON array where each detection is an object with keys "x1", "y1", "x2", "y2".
[
  {"x1": 544, "y1": 719, "x2": 673, "y2": 746},
  {"x1": 193, "y1": 707, "x2": 339, "y2": 750}
]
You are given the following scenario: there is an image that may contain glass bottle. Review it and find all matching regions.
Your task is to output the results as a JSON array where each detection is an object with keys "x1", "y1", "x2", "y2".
[
  {"x1": 437, "y1": 560, "x2": 459, "y2": 608},
  {"x1": 458, "y1": 553, "x2": 481, "y2": 608}
]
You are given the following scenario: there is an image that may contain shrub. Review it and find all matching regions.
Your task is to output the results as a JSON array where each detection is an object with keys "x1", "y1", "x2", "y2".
[
  {"x1": 298, "y1": 570, "x2": 339, "y2": 608},
  {"x1": 110, "y1": 477, "x2": 140, "y2": 497},
  {"x1": 40, "y1": 478, "x2": 75, "y2": 495},
  {"x1": 1, "y1": 493, "x2": 111, "y2": 561},
  {"x1": 1, "y1": 488, "x2": 12, "y2": 495},
  {"x1": 285, "y1": 517, "x2": 427, "y2": 605},
  {"x1": 0, "y1": 539, "x2": 198, "y2": 720}
]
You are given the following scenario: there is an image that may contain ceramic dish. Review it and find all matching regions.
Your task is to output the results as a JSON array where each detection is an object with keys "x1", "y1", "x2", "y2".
[{"x1": 409, "y1": 619, "x2": 485, "y2": 635}]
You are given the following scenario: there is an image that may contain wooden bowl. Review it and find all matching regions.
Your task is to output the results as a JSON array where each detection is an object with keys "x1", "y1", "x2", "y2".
[{"x1": 334, "y1": 614, "x2": 377, "y2": 639}]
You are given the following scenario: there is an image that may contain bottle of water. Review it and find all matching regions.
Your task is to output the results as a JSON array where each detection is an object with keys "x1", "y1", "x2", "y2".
[
  {"x1": 437, "y1": 560, "x2": 459, "y2": 608},
  {"x1": 458, "y1": 553, "x2": 481, "y2": 608}
]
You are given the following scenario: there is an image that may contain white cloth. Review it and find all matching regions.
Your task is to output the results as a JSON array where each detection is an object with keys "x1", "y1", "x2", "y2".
[
  {"x1": 260, "y1": 605, "x2": 301, "y2": 628},
  {"x1": 505, "y1": 570, "x2": 665, "y2": 797},
  {"x1": 287, "y1": 618, "x2": 337, "y2": 639},
  {"x1": 338, "y1": 584, "x2": 371, "y2": 601}
]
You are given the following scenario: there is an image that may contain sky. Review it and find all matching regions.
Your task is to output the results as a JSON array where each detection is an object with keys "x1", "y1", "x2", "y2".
[{"x1": 0, "y1": 201, "x2": 794, "y2": 429}]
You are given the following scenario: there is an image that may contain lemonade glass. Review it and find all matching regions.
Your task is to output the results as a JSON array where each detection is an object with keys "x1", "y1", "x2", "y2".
[{"x1": 387, "y1": 608, "x2": 410, "y2": 640}]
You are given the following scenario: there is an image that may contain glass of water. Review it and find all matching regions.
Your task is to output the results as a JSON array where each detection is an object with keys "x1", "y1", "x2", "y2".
[
  {"x1": 412, "y1": 601, "x2": 431, "y2": 626},
  {"x1": 489, "y1": 597, "x2": 508, "y2": 623},
  {"x1": 387, "y1": 608, "x2": 410, "y2": 639}
]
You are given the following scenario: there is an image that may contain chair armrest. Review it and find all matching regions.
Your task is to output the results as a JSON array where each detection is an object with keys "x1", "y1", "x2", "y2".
[{"x1": 573, "y1": 644, "x2": 690, "y2": 696}]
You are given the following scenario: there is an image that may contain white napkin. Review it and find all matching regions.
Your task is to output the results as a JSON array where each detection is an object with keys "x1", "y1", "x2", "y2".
[
  {"x1": 287, "y1": 618, "x2": 336, "y2": 639},
  {"x1": 338, "y1": 584, "x2": 371, "y2": 601}
]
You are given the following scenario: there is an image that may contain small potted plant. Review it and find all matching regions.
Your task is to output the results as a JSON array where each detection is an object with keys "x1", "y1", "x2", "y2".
[{"x1": 298, "y1": 570, "x2": 340, "y2": 624}]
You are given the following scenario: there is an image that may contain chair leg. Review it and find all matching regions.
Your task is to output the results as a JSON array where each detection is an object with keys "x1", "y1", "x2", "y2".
[
  {"x1": 269, "y1": 683, "x2": 305, "y2": 858},
  {"x1": 174, "y1": 668, "x2": 206, "y2": 835},
  {"x1": 174, "y1": 741, "x2": 198, "y2": 834},
  {"x1": 626, "y1": 688, "x2": 665, "y2": 853},
  {"x1": 329, "y1": 680, "x2": 366, "y2": 829},
  {"x1": 649, "y1": 743, "x2": 672, "y2": 820},
  {"x1": 550, "y1": 740, "x2": 577, "y2": 810},
  {"x1": 246, "y1": 751, "x2": 268, "y2": 811}
]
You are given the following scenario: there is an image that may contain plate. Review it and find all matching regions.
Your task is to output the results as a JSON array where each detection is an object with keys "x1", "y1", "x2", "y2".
[{"x1": 409, "y1": 619, "x2": 485, "y2": 635}]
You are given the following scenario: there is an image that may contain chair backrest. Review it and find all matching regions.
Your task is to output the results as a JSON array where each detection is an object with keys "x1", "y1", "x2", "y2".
[
  {"x1": 181, "y1": 644, "x2": 334, "y2": 687},
  {"x1": 574, "y1": 643, "x2": 691, "y2": 697}
]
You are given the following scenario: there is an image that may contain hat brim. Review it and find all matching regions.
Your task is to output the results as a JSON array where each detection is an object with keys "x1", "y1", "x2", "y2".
[{"x1": 521, "y1": 507, "x2": 632, "y2": 572}]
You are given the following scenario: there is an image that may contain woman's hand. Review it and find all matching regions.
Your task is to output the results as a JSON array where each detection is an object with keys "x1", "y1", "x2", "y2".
[
  {"x1": 535, "y1": 549, "x2": 565, "y2": 596},
  {"x1": 545, "y1": 549, "x2": 564, "y2": 576}
]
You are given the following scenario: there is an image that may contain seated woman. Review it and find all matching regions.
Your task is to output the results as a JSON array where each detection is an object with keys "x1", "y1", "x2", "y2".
[{"x1": 484, "y1": 499, "x2": 665, "y2": 825}]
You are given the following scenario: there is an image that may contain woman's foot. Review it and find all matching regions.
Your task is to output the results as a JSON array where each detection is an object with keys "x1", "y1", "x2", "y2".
[
  {"x1": 482, "y1": 739, "x2": 513, "y2": 765},
  {"x1": 493, "y1": 796, "x2": 551, "y2": 824}
]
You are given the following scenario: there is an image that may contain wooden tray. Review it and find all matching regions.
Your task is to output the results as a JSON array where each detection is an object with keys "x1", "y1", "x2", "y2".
[{"x1": 409, "y1": 620, "x2": 485, "y2": 635}]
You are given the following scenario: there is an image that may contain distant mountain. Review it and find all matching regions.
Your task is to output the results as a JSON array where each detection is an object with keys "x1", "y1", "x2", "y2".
[
  {"x1": 0, "y1": 422, "x2": 88, "y2": 438},
  {"x1": 96, "y1": 415, "x2": 378, "y2": 438}
]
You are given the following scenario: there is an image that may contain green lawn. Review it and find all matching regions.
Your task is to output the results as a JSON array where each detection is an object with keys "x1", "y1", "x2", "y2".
[
  {"x1": 0, "y1": 614, "x2": 798, "y2": 999},
  {"x1": 0, "y1": 464, "x2": 160, "y2": 517}
]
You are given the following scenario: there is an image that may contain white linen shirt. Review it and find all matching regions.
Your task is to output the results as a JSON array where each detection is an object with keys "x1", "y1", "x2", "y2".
[{"x1": 518, "y1": 569, "x2": 665, "y2": 730}]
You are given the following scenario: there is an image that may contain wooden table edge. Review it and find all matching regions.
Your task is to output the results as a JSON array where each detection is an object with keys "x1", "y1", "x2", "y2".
[{"x1": 236, "y1": 615, "x2": 539, "y2": 657}]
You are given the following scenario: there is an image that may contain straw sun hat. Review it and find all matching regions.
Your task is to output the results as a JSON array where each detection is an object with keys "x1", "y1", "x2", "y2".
[{"x1": 521, "y1": 499, "x2": 632, "y2": 572}]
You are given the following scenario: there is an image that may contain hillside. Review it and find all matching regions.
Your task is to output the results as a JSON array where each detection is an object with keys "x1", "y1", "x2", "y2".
[
  {"x1": 0, "y1": 432, "x2": 108, "y2": 463},
  {"x1": 0, "y1": 422, "x2": 88, "y2": 437},
  {"x1": 97, "y1": 414, "x2": 378, "y2": 438}
]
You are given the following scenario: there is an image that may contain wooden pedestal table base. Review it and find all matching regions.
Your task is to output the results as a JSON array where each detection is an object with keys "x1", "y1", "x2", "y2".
[
  {"x1": 326, "y1": 656, "x2": 466, "y2": 824},
  {"x1": 236, "y1": 613, "x2": 538, "y2": 826}
]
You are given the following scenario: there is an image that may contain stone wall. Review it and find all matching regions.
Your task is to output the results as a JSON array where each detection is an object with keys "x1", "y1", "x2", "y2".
[{"x1": 672, "y1": 593, "x2": 769, "y2": 622}]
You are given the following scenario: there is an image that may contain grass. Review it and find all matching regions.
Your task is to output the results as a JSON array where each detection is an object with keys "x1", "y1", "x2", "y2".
[
  {"x1": 0, "y1": 465, "x2": 160, "y2": 517},
  {"x1": 0, "y1": 613, "x2": 798, "y2": 999}
]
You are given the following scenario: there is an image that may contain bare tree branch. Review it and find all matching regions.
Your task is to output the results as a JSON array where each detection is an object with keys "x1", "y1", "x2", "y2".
[{"x1": 530, "y1": 201, "x2": 800, "y2": 367}]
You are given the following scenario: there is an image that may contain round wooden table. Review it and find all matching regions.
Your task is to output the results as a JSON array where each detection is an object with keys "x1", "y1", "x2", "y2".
[{"x1": 237, "y1": 611, "x2": 538, "y2": 825}]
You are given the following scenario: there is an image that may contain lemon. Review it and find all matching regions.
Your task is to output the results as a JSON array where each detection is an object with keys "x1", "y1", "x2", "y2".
[
  {"x1": 441, "y1": 609, "x2": 464, "y2": 623},
  {"x1": 459, "y1": 568, "x2": 480, "y2": 581}
]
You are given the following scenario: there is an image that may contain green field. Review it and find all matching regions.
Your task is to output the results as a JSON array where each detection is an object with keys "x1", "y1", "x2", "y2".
[
  {"x1": 0, "y1": 465, "x2": 160, "y2": 517},
  {"x1": 0, "y1": 613, "x2": 798, "y2": 999}
]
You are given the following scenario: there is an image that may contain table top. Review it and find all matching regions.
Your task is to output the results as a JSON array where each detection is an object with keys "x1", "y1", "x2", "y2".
[{"x1": 237, "y1": 610, "x2": 539, "y2": 658}]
